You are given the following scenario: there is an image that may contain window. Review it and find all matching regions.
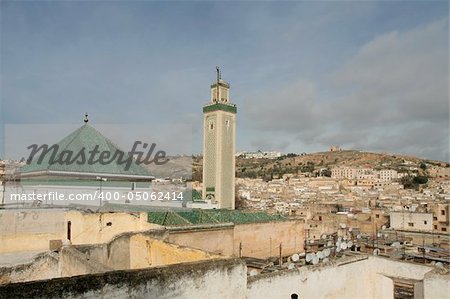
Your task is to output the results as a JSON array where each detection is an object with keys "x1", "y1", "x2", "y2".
[
  {"x1": 424, "y1": 221, "x2": 427, "y2": 225},
  {"x1": 291, "y1": 294, "x2": 299, "y2": 299},
  {"x1": 225, "y1": 119, "x2": 230, "y2": 129},
  {"x1": 376, "y1": 214, "x2": 380, "y2": 218},
  {"x1": 441, "y1": 210, "x2": 446, "y2": 216},
  {"x1": 67, "y1": 221, "x2": 72, "y2": 241},
  {"x1": 106, "y1": 222, "x2": 112, "y2": 226},
  {"x1": 433, "y1": 217, "x2": 437, "y2": 221},
  {"x1": 319, "y1": 216, "x2": 322, "y2": 221},
  {"x1": 434, "y1": 225, "x2": 437, "y2": 229},
  {"x1": 408, "y1": 222, "x2": 414, "y2": 227},
  {"x1": 442, "y1": 227, "x2": 447, "y2": 232},
  {"x1": 209, "y1": 120, "x2": 214, "y2": 131}
]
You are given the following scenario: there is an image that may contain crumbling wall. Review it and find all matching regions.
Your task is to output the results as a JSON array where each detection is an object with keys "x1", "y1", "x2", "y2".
[
  {"x1": 0, "y1": 258, "x2": 247, "y2": 299},
  {"x1": 0, "y1": 252, "x2": 59, "y2": 284},
  {"x1": 59, "y1": 246, "x2": 112, "y2": 277}
]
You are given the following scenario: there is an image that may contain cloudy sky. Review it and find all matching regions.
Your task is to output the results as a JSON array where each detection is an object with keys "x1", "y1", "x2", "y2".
[{"x1": 1, "y1": 1, "x2": 448, "y2": 161}]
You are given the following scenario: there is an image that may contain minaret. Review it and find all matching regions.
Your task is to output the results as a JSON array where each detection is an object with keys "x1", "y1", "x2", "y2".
[{"x1": 202, "y1": 68, "x2": 236, "y2": 209}]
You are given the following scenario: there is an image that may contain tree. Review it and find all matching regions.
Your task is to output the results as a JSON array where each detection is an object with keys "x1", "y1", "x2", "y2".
[
  {"x1": 413, "y1": 176, "x2": 428, "y2": 185},
  {"x1": 320, "y1": 168, "x2": 332, "y2": 177},
  {"x1": 419, "y1": 163, "x2": 427, "y2": 171}
]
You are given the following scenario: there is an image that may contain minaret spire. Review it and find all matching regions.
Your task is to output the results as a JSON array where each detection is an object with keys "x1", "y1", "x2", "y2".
[
  {"x1": 215, "y1": 66, "x2": 220, "y2": 103},
  {"x1": 84, "y1": 113, "x2": 89, "y2": 124}
]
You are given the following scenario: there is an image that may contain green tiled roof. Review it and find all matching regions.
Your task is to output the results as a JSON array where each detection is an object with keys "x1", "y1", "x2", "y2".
[
  {"x1": 147, "y1": 209, "x2": 286, "y2": 226},
  {"x1": 20, "y1": 124, "x2": 152, "y2": 178},
  {"x1": 203, "y1": 103, "x2": 237, "y2": 114}
]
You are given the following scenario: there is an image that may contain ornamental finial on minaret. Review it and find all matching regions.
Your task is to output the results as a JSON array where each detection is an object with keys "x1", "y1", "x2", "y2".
[
  {"x1": 84, "y1": 113, "x2": 89, "y2": 124},
  {"x1": 210, "y1": 67, "x2": 230, "y2": 104}
]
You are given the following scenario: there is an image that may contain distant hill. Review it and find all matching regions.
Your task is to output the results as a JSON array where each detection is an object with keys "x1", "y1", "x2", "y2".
[{"x1": 191, "y1": 150, "x2": 448, "y2": 181}]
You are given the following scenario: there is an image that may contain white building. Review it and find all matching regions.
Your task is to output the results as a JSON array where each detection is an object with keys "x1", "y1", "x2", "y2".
[{"x1": 390, "y1": 212, "x2": 433, "y2": 232}]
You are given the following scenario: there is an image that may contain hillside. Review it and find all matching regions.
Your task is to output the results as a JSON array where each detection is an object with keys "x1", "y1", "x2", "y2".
[{"x1": 191, "y1": 150, "x2": 448, "y2": 181}]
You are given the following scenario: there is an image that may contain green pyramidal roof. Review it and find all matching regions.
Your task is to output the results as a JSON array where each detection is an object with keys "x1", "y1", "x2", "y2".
[{"x1": 20, "y1": 124, "x2": 153, "y2": 180}]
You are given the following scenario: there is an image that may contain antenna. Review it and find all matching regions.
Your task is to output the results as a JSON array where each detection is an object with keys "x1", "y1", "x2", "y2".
[{"x1": 215, "y1": 66, "x2": 220, "y2": 102}]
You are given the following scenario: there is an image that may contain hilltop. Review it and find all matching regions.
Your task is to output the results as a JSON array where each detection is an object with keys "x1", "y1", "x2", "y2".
[{"x1": 191, "y1": 150, "x2": 448, "y2": 181}]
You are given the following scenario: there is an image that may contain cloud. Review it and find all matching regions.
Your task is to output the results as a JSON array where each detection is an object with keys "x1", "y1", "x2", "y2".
[{"x1": 244, "y1": 18, "x2": 449, "y2": 161}]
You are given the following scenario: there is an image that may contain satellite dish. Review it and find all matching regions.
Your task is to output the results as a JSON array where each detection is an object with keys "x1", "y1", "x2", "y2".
[
  {"x1": 312, "y1": 255, "x2": 319, "y2": 265},
  {"x1": 343, "y1": 236, "x2": 348, "y2": 241},
  {"x1": 338, "y1": 237, "x2": 342, "y2": 242},
  {"x1": 391, "y1": 242, "x2": 401, "y2": 248},
  {"x1": 373, "y1": 249, "x2": 381, "y2": 256},
  {"x1": 341, "y1": 223, "x2": 347, "y2": 229},
  {"x1": 341, "y1": 242, "x2": 348, "y2": 250},
  {"x1": 306, "y1": 253, "x2": 313, "y2": 263},
  {"x1": 435, "y1": 262, "x2": 443, "y2": 268},
  {"x1": 249, "y1": 269, "x2": 258, "y2": 276},
  {"x1": 377, "y1": 233, "x2": 382, "y2": 238},
  {"x1": 299, "y1": 252, "x2": 306, "y2": 257},
  {"x1": 310, "y1": 239, "x2": 315, "y2": 244},
  {"x1": 347, "y1": 241, "x2": 353, "y2": 248},
  {"x1": 323, "y1": 258, "x2": 330, "y2": 263},
  {"x1": 322, "y1": 234, "x2": 327, "y2": 240},
  {"x1": 323, "y1": 248, "x2": 331, "y2": 257},
  {"x1": 288, "y1": 263, "x2": 296, "y2": 270},
  {"x1": 349, "y1": 227, "x2": 353, "y2": 232},
  {"x1": 336, "y1": 247, "x2": 341, "y2": 252},
  {"x1": 317, "y1": 251, "x2": 324, "y2": 259},
  {"x1": 357, "y1": 234, "x2": 362, "y2": 239},
  {"x1": 292, "y1": 254, "x2": 300, "y2": 262},
  {"x1": 382, "y1": 225, "x2": 386, "y2": 230},
  {"x1": 327, "y1": 241, "x2": 333, "y2": 247},
  {"x1": 425, "y1": 248, "x2": 430, "y2": 254}
]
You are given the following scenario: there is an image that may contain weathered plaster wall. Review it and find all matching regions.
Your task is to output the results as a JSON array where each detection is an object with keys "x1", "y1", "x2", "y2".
[
  {"x1": 0, "y1": 209, "x2": 161, "y2": 254},
  {"x1": 423, "y1": 271, "x2": 450, "y2": 299},
  {"x1": 0, "y1": 258, "x2": 247, "y2": 299},
  {"x1": 167, "y1": 220, "x2": 304, "y2": 259},
  {"x1": 65, "y1": 211, "x2": 160, "y2": 245},
  {"x1": 247, "y1": 257, "x2": 372, "y2": 299},
  {"x1": 167, "y1": 224, "x2": 234, "y2": 256},
  {"x1": 234, "y1": 220, "x2": 304, "y2": 258},
  {"x1": 0, "y1": 209, "x2": 66, "y2": 253},
  {"x1": 0, "y1": 252, "x2": 59, "y2": 284},
  {"x1": 246, "y1": 256, "x2": 442, "y2": 299},
  {"x1": 59, "y1": 246, "x2": 112, "y2": 277}
]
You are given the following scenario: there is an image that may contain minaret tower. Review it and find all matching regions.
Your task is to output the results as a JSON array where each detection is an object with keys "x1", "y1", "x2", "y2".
[{"x1": 202, "y1": 67, "x2": 236, "y2": 209}]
